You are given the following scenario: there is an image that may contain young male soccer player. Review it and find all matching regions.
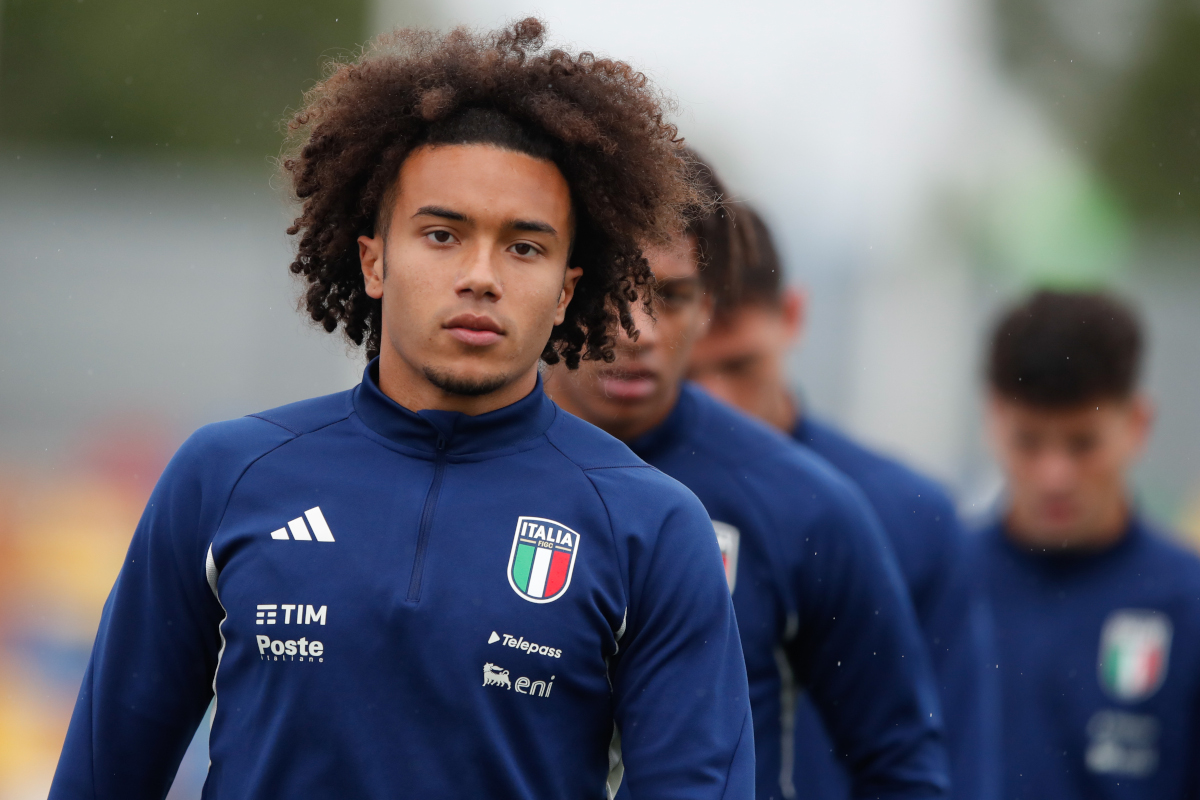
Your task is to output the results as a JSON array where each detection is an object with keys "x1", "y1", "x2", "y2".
[
  {"x1": 49, "y1": 21, "x2": 754, "y2": 799},
  {"x1": 545, "y1": 173, "x2": 949, "y2": 800},
  {"x1": 686, "y1": 206, "x2": 998, "y2": 800},
  {"x1": 979, "y1": 290, "x2": 1200, "y2": 799}
]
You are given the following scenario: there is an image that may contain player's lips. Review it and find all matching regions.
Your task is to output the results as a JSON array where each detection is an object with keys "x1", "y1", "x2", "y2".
[
  {"x1": 444, "y1": 314, "x2": 504, "y2": 347},
  {"x1": 598, "y1": 369, "x2": 658, "y2": 401}
]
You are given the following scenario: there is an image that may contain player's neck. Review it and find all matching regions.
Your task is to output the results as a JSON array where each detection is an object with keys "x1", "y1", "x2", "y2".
[
  {"x1": 376, "y1": 346, "x2": 539, "y2": 417},
  {"x1": 775, "y1": 388, "x2": 799, "y2": 435}
]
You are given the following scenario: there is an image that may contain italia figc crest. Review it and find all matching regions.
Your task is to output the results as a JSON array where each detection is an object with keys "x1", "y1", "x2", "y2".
[
  {"x1": 507, "y1": 517, "x2": 581, "y2": 604},
  {"x1": 1098, "y1": 609, "x2": 1173, "y2": 702}
]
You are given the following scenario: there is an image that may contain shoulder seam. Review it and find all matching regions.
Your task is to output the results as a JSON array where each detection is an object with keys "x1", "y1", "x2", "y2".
[
  {"x1": 545, "y1": 435, "x2": 631, "y2": 619},
  {"x1": 581, "y1": 464, "x2": 656, "y2": 473},
  {"x1": 247, "y1": 408, "x2": 352, "y2": 438},
  {"x1": 209, "y1": 412, "x2": 350, "y2": 541}
]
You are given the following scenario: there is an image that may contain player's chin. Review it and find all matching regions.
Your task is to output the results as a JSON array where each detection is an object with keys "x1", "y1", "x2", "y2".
[{"x1": 422, "y1": 361, "x2": 517, "y2": 398}]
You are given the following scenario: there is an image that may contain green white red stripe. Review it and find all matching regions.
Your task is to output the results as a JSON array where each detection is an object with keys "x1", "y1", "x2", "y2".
[{"x1": 1098, "y1": 609, "x2": 1172, "y2": 701}]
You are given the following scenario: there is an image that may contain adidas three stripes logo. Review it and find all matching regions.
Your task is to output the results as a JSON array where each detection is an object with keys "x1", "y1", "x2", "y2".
[{"x1": 270, "y1": 507, "x2": 336, "y2": 542}]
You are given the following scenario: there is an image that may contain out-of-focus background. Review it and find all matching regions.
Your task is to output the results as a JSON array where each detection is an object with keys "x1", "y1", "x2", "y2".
[{"x1": 0, "y1": 0, "x2": 1197, "y2": 794}]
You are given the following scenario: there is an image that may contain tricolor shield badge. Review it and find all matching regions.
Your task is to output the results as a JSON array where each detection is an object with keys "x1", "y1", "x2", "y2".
[
  {"x1": 1098, "y1": 609, "x2": 1173, "y2": 702},
  {"x1": 712, "y1": 521, "x2": 740, "y2": 594},
  {"x1": 507, "y1": 517, "x2": 581, "y2": 604}
]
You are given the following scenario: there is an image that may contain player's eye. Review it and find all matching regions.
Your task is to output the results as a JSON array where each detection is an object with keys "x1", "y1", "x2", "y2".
[
  {"x1": 509, "y1": 242, "x2": 540, "y2": 257},
  {"x1": 426, "y1": 230, "x2": 457, "y2": 245},
  {"x1": 654, "y1": 282, "x2": 700, "y2": 311}
]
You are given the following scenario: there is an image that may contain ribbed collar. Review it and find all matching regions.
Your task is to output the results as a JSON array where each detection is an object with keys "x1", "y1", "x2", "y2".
[
  {"x1": 352, "y1": 359, "x2": 557, "y2": 456},
  {"x1": 625, "y1": 382, "x2": 701, "y2": 460},
  {"x1": 986, "y1": 514, "x2": 1145, "y2": 571}
]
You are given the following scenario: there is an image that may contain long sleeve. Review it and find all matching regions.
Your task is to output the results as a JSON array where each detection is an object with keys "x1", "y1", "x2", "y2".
[
  {"x1": 786, "y1": 480, "x2": 948, "y2": 800},
  {"x1": 50, "y1": 419, "x2": 291, "y2": 799},
  {"x1": 914, "y1": 509, "x2": 1001, "y2": 800},
  {"x1": 592, "y1": 467, "x2": 755, "y2": 800}
]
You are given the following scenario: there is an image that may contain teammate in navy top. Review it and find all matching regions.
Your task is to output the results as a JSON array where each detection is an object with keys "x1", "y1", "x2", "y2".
[
  {"x1": 686, "y1": 202, "x2": 998, "y2": 800},
  {"x1": 50, "y1": 20, "x2": 754, "y2": 800},
  {"x1": 976, "y1": 290, "x2": 1200, "y2": 800},
  {"x1": 545, "y1": 163, "x2": 948, "y2": 799}
]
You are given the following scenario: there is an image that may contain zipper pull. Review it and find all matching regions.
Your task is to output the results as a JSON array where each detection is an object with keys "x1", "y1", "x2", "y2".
[{"x1": 436, "y1": 435, "x2": 446, "y2": 451}]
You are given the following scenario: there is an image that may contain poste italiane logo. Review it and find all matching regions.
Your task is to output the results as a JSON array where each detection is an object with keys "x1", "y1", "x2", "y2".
[
  {"x1": 507, "y1": 516, "x2": 580, "y2": 603},
  {"x1": 1098, "y1": 609, "x2": 1173, "y2": 702}
]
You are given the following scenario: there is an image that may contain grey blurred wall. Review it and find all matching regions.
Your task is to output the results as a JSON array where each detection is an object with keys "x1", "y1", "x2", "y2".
[{"x1": 0, "y1": 151, "x2": 362, "y2": 464}]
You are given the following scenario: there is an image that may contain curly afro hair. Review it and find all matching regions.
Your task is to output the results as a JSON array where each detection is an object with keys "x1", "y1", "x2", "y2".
[{"x1": 282, "y1": 17, "x2": 705, "y2": 366}]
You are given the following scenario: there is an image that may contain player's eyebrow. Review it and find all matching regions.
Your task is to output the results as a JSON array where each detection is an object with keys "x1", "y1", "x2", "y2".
[
  {"x1": 652, "y1": 276, "x2": 702, "y2": 288},
  {"x1": 507, "y1": 218, "x2": 558, "y2": 236},
  {"x1": 413, "y1": 205, "x2": 471, "y2": 223}
]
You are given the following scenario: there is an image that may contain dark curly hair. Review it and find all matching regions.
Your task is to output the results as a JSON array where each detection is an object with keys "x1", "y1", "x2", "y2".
[
  {"x1": 683, "y1": 150, "x2": 750, "y2": 313},
  {"x1": 988, "y1": 290, "x2": 1143, "y2": 407},
  {"x1": 282, "y1": 18, "x2": 704, "y2": 366}
]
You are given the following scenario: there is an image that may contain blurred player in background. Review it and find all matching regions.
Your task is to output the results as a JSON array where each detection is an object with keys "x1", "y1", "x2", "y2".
[
  {"x1": 546, "y1": 160, "x2": 949, "y2": 800},
  {"x1": 687, "y1": 202, "x2": 998, "y2": 800},
  {"x1": 978, "y1": 290, "x2": 1200, "y2": 799},
  {"x1": 50, "y1": 20, "x2": 754, "y2": 799}
]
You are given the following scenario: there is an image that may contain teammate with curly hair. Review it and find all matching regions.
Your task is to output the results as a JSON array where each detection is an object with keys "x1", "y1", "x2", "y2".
[{"x1": 49, "y1": 20, "x2": 753, "y2": 800}]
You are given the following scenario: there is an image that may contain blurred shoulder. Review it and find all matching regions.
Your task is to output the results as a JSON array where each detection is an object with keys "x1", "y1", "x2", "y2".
[
  {"x1": 686, "y1": 386, "x2": 871, "y2": 516},
  {"x1": 801, "y1": 417, "x2": 957, "y2": 513}
]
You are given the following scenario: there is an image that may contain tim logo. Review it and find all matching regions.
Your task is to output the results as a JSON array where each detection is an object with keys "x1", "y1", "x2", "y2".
[
  {"x1": 507, "y1": 517, "x2": 580, "y2": 604},
  {"x1": 483, "y1": 663, "x2": 511, "y2": 689}
]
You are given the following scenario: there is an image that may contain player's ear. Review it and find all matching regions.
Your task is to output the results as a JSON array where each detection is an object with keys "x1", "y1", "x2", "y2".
[
  {"x1": 781, "y1": 287, "x2": 807, "y2": 344},
  {"x1": 359, "y1": 235, "x2": 386, "y2": 299},
  {"x1": 1127, "y1": 393, "x2": 1155, "y2": 458},
  {"x1": 554, "y1": 266, "x2": 584, "y2": 326}
]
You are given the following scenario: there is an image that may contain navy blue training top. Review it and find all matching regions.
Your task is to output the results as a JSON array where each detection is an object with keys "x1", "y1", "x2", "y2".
[
  {"x1": 792, "y1": 417, "x2": 1000, "y2": 800},
  {"x1": 626, "y1": 385, "x2": 948, "y2": 800},
  {"x1": 50, "y1": 364, "x2": 754, "y2": 800},
  {"x1": 978, "y1": 516, "x2": 1200, "y2": 800}
]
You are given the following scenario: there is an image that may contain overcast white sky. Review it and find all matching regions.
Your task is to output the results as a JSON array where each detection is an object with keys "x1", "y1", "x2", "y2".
[{"x1": 375, "y1": 0, "x2": 1000, "y2": 276}]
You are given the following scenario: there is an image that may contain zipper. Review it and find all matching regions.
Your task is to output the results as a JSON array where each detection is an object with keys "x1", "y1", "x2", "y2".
[{"x1": 407, "y1": 435, "x2": 447, "y2": 603}]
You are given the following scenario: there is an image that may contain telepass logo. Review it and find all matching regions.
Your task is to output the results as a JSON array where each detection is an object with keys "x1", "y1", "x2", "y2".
[{"x1": 507, "y1": 516, "x2": 580, "y2": 603}]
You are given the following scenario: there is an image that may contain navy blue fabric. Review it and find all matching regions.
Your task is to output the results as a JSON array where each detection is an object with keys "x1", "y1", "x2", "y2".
[
  {"x1": 977, "y1": 516, "x2": 1200, "y2": 800},
  {"x1": 792, "y1": 417, "x2": 1000, "y2": 800},
  {"x1": 50, "y1": 363, "x2": 754, "y2": 800},
  {"x1": 626, "y1": 385, "x2": 948, "y2": 800}
]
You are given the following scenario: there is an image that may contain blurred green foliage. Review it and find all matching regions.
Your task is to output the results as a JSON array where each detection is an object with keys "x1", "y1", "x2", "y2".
[
  {"x1": 995, "y1": 0, "x2": 1200, "y2": 232},
  {"x1": 0, "y1": 0, "x2": 367, "y2": 160},
  {"x1": 1097, "y1": 1, "x2": 1200, "y2": 230}
]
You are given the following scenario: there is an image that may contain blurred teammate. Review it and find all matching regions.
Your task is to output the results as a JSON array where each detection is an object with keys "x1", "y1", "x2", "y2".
[
  {"x1": 978, "y1": 290, "x2": 1200, "y2": 799},
  {"x1": 49, "y1": 20, "x2": 754, "y2": 799},
  {"x1": 545, "y1": 166, "x2": 949, "y2": 799},
  {"x1": 687, "y1": 204, "x2": 997, "y2": 800}
]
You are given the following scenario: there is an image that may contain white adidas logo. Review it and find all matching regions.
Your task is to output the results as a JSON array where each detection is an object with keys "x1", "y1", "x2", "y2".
[{"x1": 270, "y1": 507, "x2": 336, "y2": 542}]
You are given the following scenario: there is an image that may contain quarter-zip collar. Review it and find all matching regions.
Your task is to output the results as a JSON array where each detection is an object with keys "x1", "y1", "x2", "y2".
[
  {"x1": 352, "y1": 359, "x2": 557, "y2": 456},
  {"x1": 985, "y1": 514, "x2": 1145, "y2": 576},
  {"x1": 625, "y1": 382, "x2": 701, "y2": 460}
]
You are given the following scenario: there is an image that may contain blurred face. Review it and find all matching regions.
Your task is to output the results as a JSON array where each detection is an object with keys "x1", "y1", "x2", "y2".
[
  {"x1": 545, "y1": 234, "x2": 711, "y2": 441},
  {"x1": 359, "y1": 144, "x2": 581, "y2": 413},
  {"x1": 687, "y1": 289, "x2": 805, "y2": 433},
  {"x1": 987, "y1": 395, "x2": 1152, "y2": 549}
]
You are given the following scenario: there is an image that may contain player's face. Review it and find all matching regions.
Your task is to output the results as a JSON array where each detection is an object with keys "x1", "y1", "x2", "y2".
[
  {"x1": 545, "y1": 234, "x2": 711, "y2": 441},
  {"x1": 987, "y1": 395, "x2": 1152, "y2": 548},
  {"x1": 687, "y1": 291, "x2": 804, "y2": 433},
  {"x1": 358, "y1": 144, "x2": 581, "y2": 409}
]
